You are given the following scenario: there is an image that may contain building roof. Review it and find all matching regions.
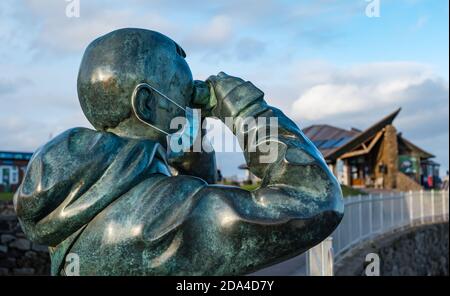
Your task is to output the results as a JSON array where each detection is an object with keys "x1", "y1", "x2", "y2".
[
  {"x1": 303, "y1": 124, "x2": 360, "y2": 156},
  {"x1": 0, "y1": 151, "x2": 33, "y2": 161},
  {"x1": 241, "y1": 108, "x2": 436, "y2": 170},
  {"x1": 324, "y1": 108, "x2": 402, "y2": 161}
]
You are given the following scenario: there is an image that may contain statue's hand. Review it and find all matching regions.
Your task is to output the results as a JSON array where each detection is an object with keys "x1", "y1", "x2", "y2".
[
  {"x1": 192, "y1": 72, "x2": 248, "y2": 120},
  {"x1": 206, "y1": 72, "x2": 245, "y2": 98},
  {"x1": 191, "y1": 80, "x2": 215, "y2": 118},
  {"x1": 206, "y1": 72, "x2": 245, "y2": 119}
]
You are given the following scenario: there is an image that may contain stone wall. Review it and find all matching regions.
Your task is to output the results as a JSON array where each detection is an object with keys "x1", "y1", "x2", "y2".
[
  {"x1": 375, "y1": 125, "x2": 399, "y2": 190},
  {"x1": 396, "y1": 171, "x2": 423, "y2": 192},
  {"x1": 335, "y1": 222, "x2": 449, "y2": 276},
  {"x1": 0, "y1": 201, "x2": 51, "y2": 276}
]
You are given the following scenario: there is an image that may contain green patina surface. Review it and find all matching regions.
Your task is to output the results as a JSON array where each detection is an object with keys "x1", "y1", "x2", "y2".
[
  {"x1": 13, "y1": 28, "x2": 344, "y2": 276},
  {"x1": 240, "y1": 182, "x2": 366, "y2": 197}
]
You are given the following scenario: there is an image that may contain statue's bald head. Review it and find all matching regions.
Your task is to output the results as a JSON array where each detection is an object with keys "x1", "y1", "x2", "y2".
[{"x1": 77, "y1": 28, "x2": 193, "y2": 132}]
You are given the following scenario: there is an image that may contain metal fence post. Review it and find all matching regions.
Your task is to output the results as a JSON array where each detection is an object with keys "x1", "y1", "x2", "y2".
[
  {"x1": 306, "y1": 238, "x2": 334, "y2": 276},
  {"x1": 320, "y1": 242, "x2": 325, "y2": 276},
  {"x1": 390, "y1": 192, "x2": 395, "y2": 229},
  {"x1": 420, "y1": 190, "x2": 424, "y2": 224},
  {"x1": 409, "y1": 190, "x2": 413, "y2": 225},
  {"x1": 368, "y1": 194, "x2": 373, "y2": 238},
  {"x1": 431, "y1": 190, "x2": 435, "y2": 223},
  {"x1": 379, "y1": 193, "x2": 384, "y2": 231},
  {"x1": 400, "y1": 191, "x2": 405, "y2": 226},
  {"x1": 337, "y1": 221, "x2": 342, "y2": 255},
  {"x1": 326, "y1": 237, "x2": 334, "y2": 276},
  {"x1": 358, "y1": 195, "x2": 363, "y2": 239},
  {"x1": 349, "y1": 197, "x2": 357, "y2": 244},
  {"x1": 443, "y1": 191, "x2": 448, "y2": 219}
]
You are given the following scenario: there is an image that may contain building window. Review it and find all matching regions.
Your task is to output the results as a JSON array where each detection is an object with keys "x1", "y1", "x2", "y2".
[
  {"x1": 0, "y1": 165, "x2": 19, "y2": 185},
  {"x1": 0, "y1": 166, "x2": 9, "y2": 185},
  {"x1": 10, "y1": 166, "x2": 19, "y2": 185}
]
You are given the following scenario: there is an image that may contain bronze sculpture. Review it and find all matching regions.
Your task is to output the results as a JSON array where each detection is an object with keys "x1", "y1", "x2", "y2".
[{"x1": 13, "y1": 28, "x2": 344, "y2": 275}]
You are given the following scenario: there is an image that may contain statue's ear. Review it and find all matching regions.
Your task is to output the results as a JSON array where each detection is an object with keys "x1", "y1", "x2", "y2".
[{"x1": 131, "y1": 83, "x2": 156, "y2": 124}]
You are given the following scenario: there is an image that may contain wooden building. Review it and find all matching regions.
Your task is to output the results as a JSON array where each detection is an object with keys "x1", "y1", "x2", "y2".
[
  {"x1": 0, "y1": 151, "x2": 33, "y2": 193},
  {"x1": 303, "y1": 108, "x2": 440, "y2": 191}
]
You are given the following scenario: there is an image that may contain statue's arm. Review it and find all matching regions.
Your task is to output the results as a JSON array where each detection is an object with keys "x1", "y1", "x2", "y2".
[
  {"x1": 177, "y1": 73, "x2": 344, "y2": 274},
  {"x1": 204, "y1": 72, "x2": 343, "y2": 214}
]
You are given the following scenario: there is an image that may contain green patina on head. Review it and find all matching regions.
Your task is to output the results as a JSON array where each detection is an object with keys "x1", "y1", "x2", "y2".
[{"x1": 77, "y1": 28, "x2": 194, "y2": 140}]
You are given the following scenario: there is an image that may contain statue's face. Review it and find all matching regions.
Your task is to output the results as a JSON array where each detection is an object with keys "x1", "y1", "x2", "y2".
[{"x1": 134, "y1": 32, "x2": 194, "y2": 134}]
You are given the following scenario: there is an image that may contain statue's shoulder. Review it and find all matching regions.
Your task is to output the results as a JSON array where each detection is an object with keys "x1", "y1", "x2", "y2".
[
  {"x1": 42, "y1": 127, "x2": 118, "y2": 148},
  {"x1": 32, "y1": 127, "x2": 123, "y2": 161},
  {"x1": 46, "y1": 127, "x2": 102, "y2": 144}
]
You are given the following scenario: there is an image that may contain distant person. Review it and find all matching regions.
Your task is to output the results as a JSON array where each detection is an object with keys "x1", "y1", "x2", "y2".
[
  {"x1": 216, "y1": 169, "x2": 223, "y2": 182},
  {"x1": 428, "y1": 175, "x2": 434, "y2": 189}
]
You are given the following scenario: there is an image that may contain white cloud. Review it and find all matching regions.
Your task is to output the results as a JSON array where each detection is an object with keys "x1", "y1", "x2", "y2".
[
  {"x1": 293, "y1": 83, "x2": 366, "y2": 119},
  {"x1": 289, "y1": 61, "x2": 449, "y2": 172},
  {"x1": 23, "y1": 1, "x2": 176, "y2": 53},
  {"x1": 291, "y1": 62, "x2": 446, "y2": 122}
]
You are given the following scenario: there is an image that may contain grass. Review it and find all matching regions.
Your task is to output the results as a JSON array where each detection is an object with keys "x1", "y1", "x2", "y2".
[
  {"x1": 240, "y1": 183, "x2": 261, "y2": 191},
  {"x1": 0, "y1": 192, "x2": 14, "y2": 201},
  {"x1": 341, "y1": 185, "x2": 367, "y2": 197}
]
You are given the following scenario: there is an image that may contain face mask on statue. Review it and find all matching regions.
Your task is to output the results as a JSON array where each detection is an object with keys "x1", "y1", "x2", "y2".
[{"x1": 131, "y1": 83, "x2": 201, "y2": 159}]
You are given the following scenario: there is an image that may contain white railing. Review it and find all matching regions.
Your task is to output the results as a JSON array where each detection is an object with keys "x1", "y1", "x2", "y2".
[
  {"x1": 306, "y1": 237, "x2": 334, "y2": 276},
  {"x1": 332, "y1": 190, "x2": 449, "y2": 258},
  {"x1": 307, "y1": 190, "x2": 449, "y2": 275},
  {"x1": 251, "y1": 190, "x2": 449, "y2": 276}
]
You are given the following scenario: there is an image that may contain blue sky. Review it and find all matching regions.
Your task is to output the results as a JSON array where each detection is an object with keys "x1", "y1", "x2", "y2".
[{"x1": 0, "y1": 0, "x2": 448, "y2": 178}]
